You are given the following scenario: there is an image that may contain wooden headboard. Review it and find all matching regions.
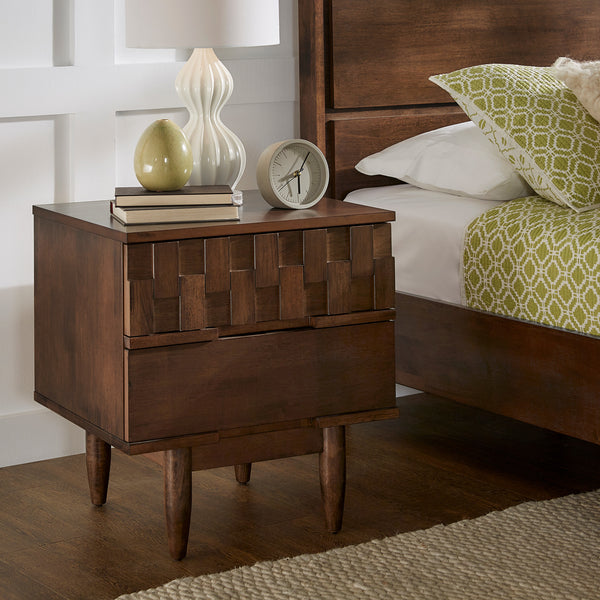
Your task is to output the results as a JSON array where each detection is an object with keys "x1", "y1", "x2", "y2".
[{"x1": 299, "y1": 0, "x2": 600, "y2": 199}]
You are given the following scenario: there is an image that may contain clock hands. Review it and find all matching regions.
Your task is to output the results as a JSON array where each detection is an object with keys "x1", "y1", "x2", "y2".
[
  {"x1": 274, "y1": 152, "x2": 312, "y2": 203},
  {"x1": 298, "y1": 151, "x2": 310, "y2": 172},
  {"x1": 279, "y1": 152, "x2": 310, "y2": 182},
  {"x1": 279, "y1": 152, "x2": 310, "y2": 200},
  {"x1": 295, "y1": 152, "x2": 310, "y2": 194}
]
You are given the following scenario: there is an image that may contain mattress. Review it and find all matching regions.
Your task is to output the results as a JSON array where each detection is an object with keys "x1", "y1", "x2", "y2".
[{"x1": 346, "y1": 185, "x2": 502, "y2": 305}]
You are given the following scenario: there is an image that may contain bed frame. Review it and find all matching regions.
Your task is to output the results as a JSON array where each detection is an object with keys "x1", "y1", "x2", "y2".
[{"x1": 299, "y1": 0, "x2": 600, "y2": 445}]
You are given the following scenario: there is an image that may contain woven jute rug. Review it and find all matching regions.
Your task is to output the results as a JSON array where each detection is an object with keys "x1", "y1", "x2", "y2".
[{"x1": 116, "y1": 489, "x2": 600, "y2": 600}]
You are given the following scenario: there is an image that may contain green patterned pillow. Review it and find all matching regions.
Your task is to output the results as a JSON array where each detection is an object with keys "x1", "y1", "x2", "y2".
[{"x1": 430, "y1": 64, "x2": 600, "y2": 212}]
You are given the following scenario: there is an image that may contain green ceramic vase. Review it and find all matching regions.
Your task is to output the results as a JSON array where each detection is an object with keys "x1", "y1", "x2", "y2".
[{"x1": 134, "y1": 119, "x2": 193, "y2": 191}]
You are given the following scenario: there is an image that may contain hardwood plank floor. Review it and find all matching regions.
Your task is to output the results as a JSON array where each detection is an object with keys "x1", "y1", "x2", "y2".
[{"x1": 1, "y1": 393, "x2": 600, "y2": 600}]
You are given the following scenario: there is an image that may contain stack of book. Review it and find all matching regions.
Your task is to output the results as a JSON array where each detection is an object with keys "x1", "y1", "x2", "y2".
[{"x1": 110, "y1": 185, "x2": 239, "y2": 225}]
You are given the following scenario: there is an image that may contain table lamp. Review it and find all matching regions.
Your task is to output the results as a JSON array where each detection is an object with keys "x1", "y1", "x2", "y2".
[{"x1": 125, "y1": 0, "x2": 280, "y2": 190}]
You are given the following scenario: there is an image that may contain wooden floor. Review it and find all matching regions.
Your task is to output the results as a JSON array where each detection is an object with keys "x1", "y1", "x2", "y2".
[{"x1": 2, "y1": 393, "x2": 600, "y2": 600}]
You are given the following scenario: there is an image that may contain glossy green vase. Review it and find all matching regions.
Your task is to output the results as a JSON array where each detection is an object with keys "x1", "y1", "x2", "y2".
[{"x1": 134, "y1": 119, "x2": 193, "y2": 191}]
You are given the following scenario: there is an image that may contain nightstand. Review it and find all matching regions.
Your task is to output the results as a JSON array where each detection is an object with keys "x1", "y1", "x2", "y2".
[{"x1": 33, "y1": 191, "x2": 397, "y2": 559}]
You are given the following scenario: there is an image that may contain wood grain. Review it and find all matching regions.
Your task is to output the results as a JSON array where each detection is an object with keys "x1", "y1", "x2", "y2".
[
  {"x1": 126, "y1": 279, "x2": 154, "y2": 336},
  {"x1": 303, "y1": 228, "x2": 328, "y2": 283},
  {"x1": 305, "y1": 281, "x2": 328, "y2": 316},
  {"x1": 205, "y1": 237, "x2": 230, "y2": 294},
  {"x1": 205, "y1": 291, "x2": 231, "y2": 327},
  {"x1": 298, "y1": 0, "x2": 326, "y2": 150},
  {"x1": 374, "y1": 256, "x2": 395, "y2": 310},
  {"x1": 153, "y1": 242, "x2": 179, "y2": 298},
  {"x1": 85, "y1": 433, "x2": 111, "y2": 506},
  {"x1": 230, "y1": 269, "x2": 256, "y2": 325},
  {"x1": 190, "y1": 428, "x2": 323, "y2": 472},
  {"x1": 164, "y1": 448, "x2": 192, "y2": 560},
  {"x1": 309, "y1": 309, "x2": 394, "y2": 329},
  {"x1": 3, "y1": 399, "x2": 600, "y2": 599},
  {"x1": 255, "y1": 285, "x2": 280, "y2": 322},
  {"x1": 123, "y1": 224, "x2": 395, "y2": 337},
  {"x1": 153, "y1": 297, "x2": 180, "y2": 332},
  {"x1": 178, "y1": 238, "x2": 204, "y2": 275},
  {"x1": 255, "y1": 233, "x2": 280, "y2": 287},
  {"x1": 233, "y1": 463, "x2": 252, "y2": 484},
  {"x1": 395, "y1": 292, "x2": 600, "y2": 445},
  {"x1": 350, "y1": 277, "x2": 374, "y2": 312},
  {"x1": 229, "y1": 234, "x2": 254, "y2": 270},
  {"x1": 278, "y1": 230, "x2": 304, "y2": 266},
  {"x1": 350, "y1": 225, "x2": 374, "y2": 278},
  {"x1": 32, "y1": 193, "x2": 395, "y2": 243},
  {"x1": 279, "y1": 265, "x2": 305, "y2": 319},
  {"x1": 330, "y1": 0, "x2": 600, "y2": 109},
  {"x1": 326, "y1": 227, "x2": 350, "y2": 261},
  {"x1": 327, "y1": 261, "x2": 351, "y2": 315},
  {"x1": 34, "y1": 215, "x2": 124, "y2": 438},
  {"x1": 319, "y1": 425, "x2": 346, "y2": 533},
  {"x1": 125, "y1": 322, "x2": 395, "y2": 442},
  {"x1": 372, "y1": 223, "x2": 392, "y2": 259},
  {"x1": 180, "y1": 274, "x2": 206, "y2": 331},
  {"x1": 124, "y1": 328, "x2": 217, "y2": 350},
  {"x1": 126, "y1": 243, "x2": 153, "y2": 280}
]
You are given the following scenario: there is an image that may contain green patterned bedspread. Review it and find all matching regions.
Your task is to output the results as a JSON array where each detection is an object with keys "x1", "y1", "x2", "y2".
[{"x1": 463, "y1": 196, "x2": 600, "y2": 336}]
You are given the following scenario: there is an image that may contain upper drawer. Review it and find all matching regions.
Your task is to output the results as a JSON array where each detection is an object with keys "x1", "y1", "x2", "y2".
[{"x1": 124, "y1": 224, "x2": 394, "y2": 337}]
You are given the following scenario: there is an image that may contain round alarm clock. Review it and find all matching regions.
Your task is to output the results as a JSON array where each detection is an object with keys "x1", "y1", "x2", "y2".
[{"x1": 256, "y1": 139, "x2": 329, "y2": 209}]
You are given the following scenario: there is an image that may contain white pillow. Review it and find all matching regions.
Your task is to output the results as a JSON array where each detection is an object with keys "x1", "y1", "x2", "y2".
[{"x1": 355, "y1": 121, "x2": 533, "y2": 201}]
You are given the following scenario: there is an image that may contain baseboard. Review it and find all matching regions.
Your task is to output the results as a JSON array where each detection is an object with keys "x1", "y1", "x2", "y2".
[
  {"x1": 396, "y1": 384, "x2": 423, "y2": 397},
  {"x1": 0, "y1": 408, "x2": 85, "y2": 468},
  {"x1": 0, "y1": 390, "x2": 417, "y2": 468}
]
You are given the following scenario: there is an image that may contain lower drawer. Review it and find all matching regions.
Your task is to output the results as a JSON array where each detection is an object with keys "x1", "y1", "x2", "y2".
[{"x1": 125, "y1": 321, "x2": 394, "y2": 442}]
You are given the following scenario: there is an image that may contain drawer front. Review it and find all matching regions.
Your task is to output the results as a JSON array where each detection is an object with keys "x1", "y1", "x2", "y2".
[
  {"x1": 125, "y1": 321, "x2": 395, "y2": 442},
  {"x1": 124, "y1": 224, "x2": 394, "y2": 336}
]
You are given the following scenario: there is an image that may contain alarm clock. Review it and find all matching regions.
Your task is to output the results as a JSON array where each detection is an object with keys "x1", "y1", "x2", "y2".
[{"x1": 256, "y1": 139, "x2": 329, "y2": 209}]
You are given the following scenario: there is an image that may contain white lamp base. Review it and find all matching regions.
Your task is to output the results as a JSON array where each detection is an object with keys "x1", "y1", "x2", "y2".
[{"x1": 175, "y1": 48, "x2": 246, "y2": 189}]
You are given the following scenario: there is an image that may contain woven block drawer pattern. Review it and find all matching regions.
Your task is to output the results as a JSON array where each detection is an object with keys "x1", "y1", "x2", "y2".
[{"x1": 124, "y1": 223, "x2": 394, "y2": 336}]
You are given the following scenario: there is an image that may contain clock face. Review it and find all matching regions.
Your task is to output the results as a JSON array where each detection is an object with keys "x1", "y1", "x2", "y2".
[{"x1": 257, "y1": 139, "x2": 329, "y2": 209}]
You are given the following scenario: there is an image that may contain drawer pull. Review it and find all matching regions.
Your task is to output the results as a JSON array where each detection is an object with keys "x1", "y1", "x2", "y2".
[
  {"x1": 124, "y1": 328, "x2": 218, "y2": 349},
  {"x1": 309, "y1": 309, "x2": 395, "y2": 329}
]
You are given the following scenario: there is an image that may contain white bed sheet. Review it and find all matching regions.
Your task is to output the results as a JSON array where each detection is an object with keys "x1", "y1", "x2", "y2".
[{"x1": 346, "y1": 185, "x2": 503, "y2": 305}]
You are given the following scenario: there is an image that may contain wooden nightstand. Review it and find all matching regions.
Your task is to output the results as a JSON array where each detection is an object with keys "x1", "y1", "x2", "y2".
[{"x1": 33, "y1": 191, "x2": 397, "y2": 559}]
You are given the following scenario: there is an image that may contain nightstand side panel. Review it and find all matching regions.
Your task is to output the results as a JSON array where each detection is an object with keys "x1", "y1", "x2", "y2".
[{"x1": 34, "y1": 215, "x2": 125, "y2": 438}]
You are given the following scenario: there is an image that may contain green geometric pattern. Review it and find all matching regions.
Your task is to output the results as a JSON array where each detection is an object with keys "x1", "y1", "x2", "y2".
[
  {"x1": 464, "y1": 196, "x2": 600, "y2": 336},
  {"x1": 430, "y1": 64, "x2": 600, "y2": 213}
]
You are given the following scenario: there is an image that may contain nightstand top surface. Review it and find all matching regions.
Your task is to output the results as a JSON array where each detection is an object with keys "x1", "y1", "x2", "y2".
[{"x1": 33, "y1": 190, "x2": 395, "y2": 243}]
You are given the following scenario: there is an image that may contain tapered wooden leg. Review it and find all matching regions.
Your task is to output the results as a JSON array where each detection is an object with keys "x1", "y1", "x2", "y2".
[
  {"x1": 85, "y1": 432, "x2": 111, "y2": 506},
  {"x1": 234, "y1": 463, "x2": 252, "y2": 484},
  {"x1": 319, "y1": 425, "x2": 346, "y2": 533},
  {"x1": 164, "y1": 447, "x2": 192, "y2": 560}
]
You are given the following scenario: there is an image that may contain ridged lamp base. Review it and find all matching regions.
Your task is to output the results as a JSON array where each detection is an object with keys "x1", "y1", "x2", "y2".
[{"x1": 175, "y1": 48, "x2": 246, "y2": 189}]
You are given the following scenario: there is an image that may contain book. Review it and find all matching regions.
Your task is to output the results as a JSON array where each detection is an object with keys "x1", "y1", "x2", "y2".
[
  {"x1": 114, "y1": 185, "x2": 233, "y2": 207},
  {"x1": 110, "y1": 202, "x2": 239, "y2": 225}
]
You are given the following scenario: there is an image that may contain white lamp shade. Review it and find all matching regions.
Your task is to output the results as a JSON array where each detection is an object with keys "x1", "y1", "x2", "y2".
[{"x1": 125, "y1": 0, "x2": 280, "y2": 49}]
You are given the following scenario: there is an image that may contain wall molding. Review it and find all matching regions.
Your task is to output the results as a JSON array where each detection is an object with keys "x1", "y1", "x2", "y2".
[{"x1": 0, "y1": 58, "x2": 296, "y2": 119}]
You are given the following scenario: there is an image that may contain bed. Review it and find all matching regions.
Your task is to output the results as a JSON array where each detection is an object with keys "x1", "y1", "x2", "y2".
[{"x1": 298, "y1": 0, "x2": 600, "y2": 445}]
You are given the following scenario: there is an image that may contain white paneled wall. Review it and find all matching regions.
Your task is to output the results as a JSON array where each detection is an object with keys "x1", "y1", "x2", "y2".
[{"x1": 0, "y1": 0, "x2": 297, "y2": 467}]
